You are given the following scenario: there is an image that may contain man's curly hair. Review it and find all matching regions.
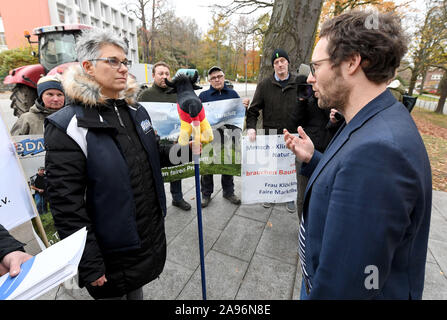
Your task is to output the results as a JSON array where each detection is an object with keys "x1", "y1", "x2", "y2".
[{"x1": 319, "y1": 10, "x2": 408, "y2": 84}]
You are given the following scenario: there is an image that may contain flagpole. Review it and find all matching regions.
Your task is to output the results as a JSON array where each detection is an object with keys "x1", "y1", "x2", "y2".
[{"x1": 192, "y1": 121, "x2": 207, "y2": 300}]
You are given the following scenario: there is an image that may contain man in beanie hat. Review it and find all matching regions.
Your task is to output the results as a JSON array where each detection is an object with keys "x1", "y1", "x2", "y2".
[
  {"x1": 271, "y1": 48, "x2": 290, "y2": 66},
  {"x1": 10, "y1": 75, "x2": 65, "y2": 135},
  {"x1": 246, "y1": 48, "x2": 305, "y2": 213}
]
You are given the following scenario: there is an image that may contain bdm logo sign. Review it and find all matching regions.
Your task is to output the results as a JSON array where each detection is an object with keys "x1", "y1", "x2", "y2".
[{"x1": 16, "y1": 138, "x2": 45, "y2": 157}]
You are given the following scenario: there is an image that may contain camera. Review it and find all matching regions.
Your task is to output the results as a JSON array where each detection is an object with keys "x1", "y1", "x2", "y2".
[
  {"x1": 297, "y1": 83, "x2": 314, "y2": 100},
  {"x1": 334, "y1": 111, "x2": 343, "y2": 121}
]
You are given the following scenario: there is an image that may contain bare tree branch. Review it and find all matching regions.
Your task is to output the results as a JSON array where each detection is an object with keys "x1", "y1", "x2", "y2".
[{"x1": 210, "y1": 0, "x2": 274, "y2": 18}]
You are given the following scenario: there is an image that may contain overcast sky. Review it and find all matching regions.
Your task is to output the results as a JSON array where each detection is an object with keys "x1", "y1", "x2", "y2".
[
  {"x1": 105, "y1": 0, "x2": 428, "y2": 36},
  {"x1": 105, "y1": 0, "x2": 256, "y2": 34}
]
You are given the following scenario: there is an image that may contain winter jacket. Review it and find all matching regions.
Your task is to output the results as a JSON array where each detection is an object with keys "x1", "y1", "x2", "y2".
[
  {"x1": 246, "y1": 72, "x2": 305, "y2": 134},
  {"x1": 198, "y1": 84, "x2": 240, "y2": 102},
  {"x1": 44, "y1": 64, "x2": 183, "y2": 299},
  {"x1": 0, "y1": 224, "x2": 25, "y2": 262},
  {"x1": 138, "y1": 83, "x2": 177, "y2": 103},
  {"x1": 10, "y1": 99, "x2": 57, "y2": 135},
  {"x1": 290, "y1": 97, "x2": 342, "y2": 153}
]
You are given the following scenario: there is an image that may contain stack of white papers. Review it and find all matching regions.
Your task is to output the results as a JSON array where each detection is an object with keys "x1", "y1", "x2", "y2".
[{"x1": 0, "y1": 227, "x2": 87, "y2": 300}]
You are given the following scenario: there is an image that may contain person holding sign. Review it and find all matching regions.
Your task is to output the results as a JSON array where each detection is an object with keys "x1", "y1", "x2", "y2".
[
  {"x1": 284, "y1": 11, "x2": 431, "y2": 299},
  {"x1": 246, "y1": 49, "x2": 305, "y2": 212},
  {"x1": 44, "y1": 28, "x2": 189, "y2": 300},
  {"x1": 0, "y1": 224, "x2": 33, "y2": 277},
  {"x1": 198, "y1": 66, "x2": 249, "y2": 208},
  {"x1": 138, "y1": 61, "x2": 192, "y2": 212}
]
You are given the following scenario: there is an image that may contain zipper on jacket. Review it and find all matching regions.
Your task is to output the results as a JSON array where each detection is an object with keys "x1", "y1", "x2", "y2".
[{"x1": 113, "y1": 102, "x2": 125, "y2": 128}]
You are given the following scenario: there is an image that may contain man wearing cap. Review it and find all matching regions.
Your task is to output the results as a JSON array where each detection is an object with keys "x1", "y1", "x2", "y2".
[
  {"x1": 138, "y1": 61, "x2": 191, "y2": 211},
  {"x1": 198, "y1": 66, "x2": 249, "y2": 208},
  {"x1": 10, "y1": 75, "x2": 65, "y2": 136},
  {"x1": 30, "y1": 166, "x2": 48, "y2": 215},
  {"x1": 245, "y1": 48, "x2": 305, "y2": 213}
]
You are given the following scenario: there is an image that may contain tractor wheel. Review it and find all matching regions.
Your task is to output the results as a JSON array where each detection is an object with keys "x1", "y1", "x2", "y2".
[{"x1": 10, "y1": 84, "x2": 37, "y2": 117}]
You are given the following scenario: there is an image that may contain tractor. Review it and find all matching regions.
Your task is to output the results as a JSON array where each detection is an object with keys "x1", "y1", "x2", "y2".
[{"x1": 3, "y1": 24, "x2": 91, "y2": 117}]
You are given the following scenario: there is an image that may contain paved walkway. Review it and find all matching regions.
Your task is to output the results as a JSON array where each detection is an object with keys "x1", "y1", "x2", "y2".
[{"x1": 38, "y1": 179, "x2": 447, "y2": 300}]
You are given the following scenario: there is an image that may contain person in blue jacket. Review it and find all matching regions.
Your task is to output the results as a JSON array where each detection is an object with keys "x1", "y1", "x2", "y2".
[
  {"x1": 284, "y1": 10, "x2": 432, "y2": 299},
  {"x1": 198, "y1": 66, "x2": 249, "y2": 208}
]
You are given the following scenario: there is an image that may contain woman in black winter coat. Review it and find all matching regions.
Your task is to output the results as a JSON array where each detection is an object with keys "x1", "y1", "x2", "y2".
[{"x1": 44, "y1": 29, "x2": 189, "y2": 300}]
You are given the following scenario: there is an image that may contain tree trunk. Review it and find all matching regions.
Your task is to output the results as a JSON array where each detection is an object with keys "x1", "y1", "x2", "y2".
[
  {"x1": 419, "y1": 68, "x2": 427, "y2": 93},
  {"x1": 140, "y1": 1, "x2": 150, "y2": 64},
  {"x1": 149, "y1": 0, "x2": 157, "y2": 64},
  {"x1": 408, "y1": 70, "x2": 419, "y2": 96},
  {"x1": 259, "y1": 0, "x2": 324, "y2": 82},
  {"x1": 435, "y1": 70, "x2": 447, "y2": 114}
]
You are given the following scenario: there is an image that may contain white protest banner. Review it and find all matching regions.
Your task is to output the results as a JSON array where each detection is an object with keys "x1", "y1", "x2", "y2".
[
  {"x1": 241, "y1": 134, "x2": 297, "y2": 204},
  {"x1": 0, "y1": 114, "x2": 37, "y2": 230}
]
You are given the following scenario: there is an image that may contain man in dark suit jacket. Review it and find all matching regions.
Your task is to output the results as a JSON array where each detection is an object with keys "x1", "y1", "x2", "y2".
[{"x1": 284, "y1": 11, "x2": 432, "y2": 299}]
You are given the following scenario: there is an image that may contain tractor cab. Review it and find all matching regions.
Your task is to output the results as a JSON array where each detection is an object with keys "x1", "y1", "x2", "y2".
[{"x1": 4, "y1": 24, "x2": 91, "y2": 117}]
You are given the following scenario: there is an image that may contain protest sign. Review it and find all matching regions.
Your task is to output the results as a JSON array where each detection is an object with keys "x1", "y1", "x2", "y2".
[
  {"x1": 241, "y1": 135, "x2": 297, "y2": 204},
  {"x1": 141, "y1": 99, "x2": 244, "y2": 181},
  {"x1": 12, "y1": 135, "x2": 45, "y2": 190},
  {"x1": 0, "y1": 115, "x2": 37, "y2": 230}
]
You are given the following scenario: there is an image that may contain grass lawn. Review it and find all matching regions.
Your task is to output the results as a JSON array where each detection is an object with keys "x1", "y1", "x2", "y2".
[
  {"x1": 412, "y1": 107, "x2": 447, "y2": 192},
  {"x1": 413, "y1": 94, "x2": 440, "y2": 102}
]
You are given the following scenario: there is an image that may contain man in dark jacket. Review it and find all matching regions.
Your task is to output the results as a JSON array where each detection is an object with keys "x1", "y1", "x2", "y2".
[
  {"x1": 290, "y1": 75, "x2": 342, "y2": 220},
  {"x1": 44, "y1": 28, "x2": 189, "y2": 300},
  {"x1": 246, "y1": 49, "x2": 305, "y2": 212},
  {"x1": 0, "y1": 224, "x2": 33, "y2": 277},
  {"x1": 138, "y1": 61, "x2": 191, "y2": 211}
]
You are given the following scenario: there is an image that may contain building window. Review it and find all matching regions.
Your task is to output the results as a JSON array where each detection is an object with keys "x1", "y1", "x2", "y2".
[
  {"x1": 91, "y1": 17, "x2": 99, "y2": 27},
  {"x1": 0, "y1": 33, "x2": 6, "y2": 46},
  {"x1": 89, "y1": 0, "x2": 95, "y2": 13},
  {"x1": 57, "y1": 3, "x2": 66, "y2": 23},
  {"x1": 101, "y1": 4, "x2": 106, "y2": 18}
]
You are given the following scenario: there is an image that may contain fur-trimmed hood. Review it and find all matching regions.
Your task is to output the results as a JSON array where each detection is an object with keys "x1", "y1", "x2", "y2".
[{"x1": 62, "y1": 63, "x2": 139, "y2": 107}]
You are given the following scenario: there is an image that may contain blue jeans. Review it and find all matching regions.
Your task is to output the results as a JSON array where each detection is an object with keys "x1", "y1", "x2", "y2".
[{"x1": 34, "y1": 193, "x2": 46, "y2": 215}]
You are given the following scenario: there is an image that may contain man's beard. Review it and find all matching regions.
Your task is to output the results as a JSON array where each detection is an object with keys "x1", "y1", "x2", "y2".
[{"x1": 316, "y1": 67, "x2": 351, "y2": 113}]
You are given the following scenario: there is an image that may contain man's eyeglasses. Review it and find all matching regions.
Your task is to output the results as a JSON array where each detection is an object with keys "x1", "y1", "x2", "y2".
[
  {"x1": 309, "y1": 58, "x2": 331, "y2": 77},
  {"x1": 90, "y1": 57, "x2": 132, "y2": 69},
  {"x1": 210, "y1": 74, "x2": 224, "y2": 81}
]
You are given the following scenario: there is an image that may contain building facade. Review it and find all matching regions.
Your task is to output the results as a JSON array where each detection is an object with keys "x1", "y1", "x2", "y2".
[
  {"x1": 0, "y1": 0, "x2": 138, "y2": 61},
  {"x1": 416, "y1": 68, "x2": 444, "y2": 94}
]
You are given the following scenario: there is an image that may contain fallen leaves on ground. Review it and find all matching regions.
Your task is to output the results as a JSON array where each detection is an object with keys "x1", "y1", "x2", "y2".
[{"x1": 412, "y1": 109, "x2": 447, "y2": 192}]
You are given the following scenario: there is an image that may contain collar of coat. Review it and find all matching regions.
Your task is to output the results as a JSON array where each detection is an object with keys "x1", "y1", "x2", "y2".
[{"x1": 62, "y1": 63, "x2": 139, "y2": 107}]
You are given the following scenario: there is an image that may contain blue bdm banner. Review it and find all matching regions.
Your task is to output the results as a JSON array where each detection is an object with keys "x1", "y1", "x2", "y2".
[{"x1": 140, "y1": 99, "x2": 245, "y2": 182}]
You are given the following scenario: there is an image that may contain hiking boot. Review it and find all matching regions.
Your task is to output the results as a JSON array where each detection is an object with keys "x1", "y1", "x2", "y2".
[
  {"x1": 223, "y1": 194, "x2": 241, "y2": 205},
  {"x1": 286, "y1": 201, "x2": 296, "y2": 213},
  {"x1": 172, "y1": 199, "x2": 191, "y2": 211},
  {"x1": 201, "y1": 195, "x2": 211, "y2": 208}
]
